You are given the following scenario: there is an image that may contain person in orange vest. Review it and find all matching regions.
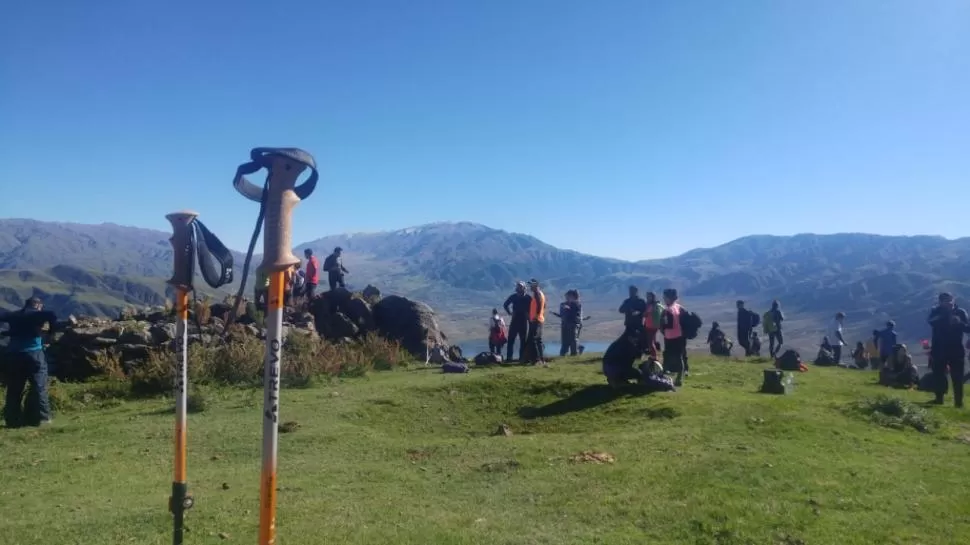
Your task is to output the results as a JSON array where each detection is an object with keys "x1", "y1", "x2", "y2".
[{"x1": 525, "y1": 278, "x2": 547, "y2": 365}]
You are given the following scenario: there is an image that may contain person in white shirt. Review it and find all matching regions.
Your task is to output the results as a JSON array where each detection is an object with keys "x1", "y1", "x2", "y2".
[{"x1": 830, "y1": 312, "x2": 847, "y2": 363}]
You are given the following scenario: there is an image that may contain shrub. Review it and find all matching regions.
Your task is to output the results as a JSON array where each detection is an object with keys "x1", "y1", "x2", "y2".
[
  {"x1": 90, "y1": 349, "x2": 125, "y2": 381},
  {"x1": 194, "y1": 295, "x2": 212, "y2": 325},
  {"x1": 847, "y1": 395, "x2": 941, "y2": 434}
]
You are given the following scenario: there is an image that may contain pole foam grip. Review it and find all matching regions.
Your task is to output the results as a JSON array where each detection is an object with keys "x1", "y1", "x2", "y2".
[
  {"x1": 259, "y1": 155, "x2": 306, "y2": 273},
  {"x1": 166, "y1": 210, "x2": 199, "y2": 289}
]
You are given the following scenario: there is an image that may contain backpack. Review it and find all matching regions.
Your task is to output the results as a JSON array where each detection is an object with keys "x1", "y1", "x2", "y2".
[
  {"x1": 760, "y1": 369, "x2": 787, "y2": 395},
  {"x1": 814, "y1": 348, "x2": 836, "y2": 366},
  {"x1": 762, "y1": 311, "x2": 775, "y2": 334},
  {"x1": 442, "y1": 361, "x2": 469, "y2": 374},
  {"x1": 749, "y1": 310, "x2": 760, "y2": 329},
  {"x1": 474, "y1": 351, "x2": 502, "y2": 365},
  {"x1": 679, "y1": 308, "x2": 702, "y2": 340},
  {"x1": 776, "y1": 349, "x2": 802, "y2": 371}
]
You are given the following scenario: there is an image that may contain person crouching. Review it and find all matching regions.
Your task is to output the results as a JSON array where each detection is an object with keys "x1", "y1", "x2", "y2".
[{"x1": 602, "y1": 331, "x2": 642, "y2": 389}]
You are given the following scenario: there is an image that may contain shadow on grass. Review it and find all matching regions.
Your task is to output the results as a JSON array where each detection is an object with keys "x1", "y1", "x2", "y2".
[{"x1": 518, "y1": 384, "x2": 643, "y2": 419}]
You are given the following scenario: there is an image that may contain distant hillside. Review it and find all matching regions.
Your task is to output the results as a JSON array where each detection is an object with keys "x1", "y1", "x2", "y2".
[{"x1": 2, "y1": 218, "x2": 968, "y2": 350}]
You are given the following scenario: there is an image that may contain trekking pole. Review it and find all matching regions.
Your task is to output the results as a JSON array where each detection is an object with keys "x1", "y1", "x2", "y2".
[
  {"x1": 233, "y1": 148, "x2": 318, "y2": 545},
  {"x1": 166, "y1": 210, "x2": 198, "y2": 545},
  {"x1": 165, "y1": 210, "x2": 234, "y2": 545}
]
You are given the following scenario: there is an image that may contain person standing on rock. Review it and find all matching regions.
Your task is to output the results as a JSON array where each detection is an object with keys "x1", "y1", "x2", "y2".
[
  {"x1": 525, "y1": 279, "x2": 547, "y2": 365},
  {"x1": 303, "y1": 249, "x2": 320, "y2": 301},
  {"x1": 323, "y1": 247, "x2": 349, "y2": 291},
  {"x1": 0, "y1": 297, "x2": 58, "y2": 428},
  {"x1": 502, "y1": 281, "x2": 532, "y2": 362},
  {"x1": 927, "y1": 292, "x2": 969, "y2": 408}
]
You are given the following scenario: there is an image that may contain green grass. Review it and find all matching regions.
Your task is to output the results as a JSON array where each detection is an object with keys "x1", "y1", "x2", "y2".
[{"x1": 2, "y1": 355, "x2": 970, "y2": 544}]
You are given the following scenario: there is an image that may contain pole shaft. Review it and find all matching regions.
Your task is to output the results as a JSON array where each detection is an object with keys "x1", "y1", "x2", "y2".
[
  {"x1": 258, "y1": 271, "x2": 285, "y2": 545},
  {"x1": 173, "y1": 288, "x2": 189, "y2": 545}
]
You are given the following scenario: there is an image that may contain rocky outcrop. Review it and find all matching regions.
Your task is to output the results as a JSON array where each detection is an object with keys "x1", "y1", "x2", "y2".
[
  {"x1": 26, "y1": 285, "x2": 449, "y2": 380},
  {"x1": 309, "y1": 288, "x2": 447, "y2": 358}
]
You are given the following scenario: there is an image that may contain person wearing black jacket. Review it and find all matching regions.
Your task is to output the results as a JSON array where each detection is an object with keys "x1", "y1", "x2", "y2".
[
  {"x1": 1, "y1": 297, "x2": 58, "y2": 427},
  {"x1": 323, "y1": 247, "x2": 349, "y2": 291},
  {"x1": 619, "y1": 286, "x2": 647, "y2": 340},
  {"x1": 927, "y1": 292, "x2": 970, "y2": 408},
  {"x1": 502, "y1": 281, "x2": 532, "y2": 362},
  {"x1": 736, "y1": 300, "x2": 757, "y2": 356},
  {"x1": 553, "y1": 289, "x2": 584, "y2": 357}
]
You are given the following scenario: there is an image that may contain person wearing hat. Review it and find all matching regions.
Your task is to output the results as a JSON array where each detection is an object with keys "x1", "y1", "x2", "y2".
[
  {"x1": 502, "y1": 281, "x2": 532, "y2": 362},
  {"x1": 1, "y1": 297, "x2": 58, "y2": 427},
  {"x1": 323, "y1": 246, "x2": 349, "y2": 291},
  {"x1": 927, "y1": 292, "x2": 970, "y2": 407},
  {"x1": 525, "y1": 279, "x2": 547, "y2": 365}
]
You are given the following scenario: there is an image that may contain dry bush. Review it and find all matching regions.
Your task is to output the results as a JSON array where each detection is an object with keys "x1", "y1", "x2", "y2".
[
  {"x1": 90, "y1": 349, "x2": 126, "y2": 381},
  {"x1": 194, "y1": 295, "x2": 212, "y2": 325},
  {"x1": 129, "y1": 350, "x2": 175, "y2": 397}
]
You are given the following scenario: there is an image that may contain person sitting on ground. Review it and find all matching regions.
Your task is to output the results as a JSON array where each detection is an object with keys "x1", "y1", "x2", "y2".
[
  {"x1": 1, "y1": 297, "x2": 58, "y2": 427},
  {"x1": 706, "y1": 322, "x2": 733, "y2": 357},
  {"x1": 865, "y1": 330, "x2": 881, "y2": 369},
  {"x1": 880, "y1": 344, "x2": 919, "y2": 389},
  {"x1": 750, "y1": 331, "x2": 762, "y2": 357},
  {"x1": 815, "y1": 336, "x2": 837, "y2": 366},
  {"x1": 488, "y1": 308, "x2": 507, "y2": 356},
  {"x1": 602, "y1": 330, "x2": 642, "y2": 389},
  {"x1": 852, "y1": 341, "x2": 870, "y2": 369}
]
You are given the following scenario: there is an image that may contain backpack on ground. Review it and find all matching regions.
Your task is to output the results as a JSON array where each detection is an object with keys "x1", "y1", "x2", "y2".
[
  {"x1": 814, "y1": 349, "x2": 836, "y2": 366},
  {"x1": 776, "y1": 349, "x2": 804, "y2": 372},
  {"x1": 760, "y1": 369, "x2": 788, "y2": 395},
  {"x1": 749, "y1": 310, "x2": 761, "y2": 329},
  {"x1": 442, "y1": 361, "x2": 469, "y2": 373},
  {"x1": 474, "y1": 351, "x2": 502, "y2": 365},
  {"x1": 679, "y1": 308, "x2": 702, "y2": 340}
]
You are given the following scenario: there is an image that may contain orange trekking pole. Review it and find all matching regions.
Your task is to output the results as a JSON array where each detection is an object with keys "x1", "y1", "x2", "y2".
[
  {"x1": 166, "y1": 210, "x2": 234, "y2": 545},
  {"x1": 232, "y1": 148, "x2": 318, "y2": 545}
]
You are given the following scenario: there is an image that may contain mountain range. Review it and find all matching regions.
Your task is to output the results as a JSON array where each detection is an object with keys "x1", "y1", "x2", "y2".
[{"x1": 2, "y1": 217, "x2": 967, "y2": 352}]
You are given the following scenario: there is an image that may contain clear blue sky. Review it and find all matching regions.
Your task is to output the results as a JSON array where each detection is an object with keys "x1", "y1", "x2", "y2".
[{"x1": 2, "y1": 0, "x2": 967, "y2": 261}]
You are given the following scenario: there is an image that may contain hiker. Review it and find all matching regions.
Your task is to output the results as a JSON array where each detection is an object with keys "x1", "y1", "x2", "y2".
[
  {"x1": 750, "y1": 331, "x2": 762, "y2": 357},
  {"x1": 502, "y1": 281, "x2": 532, "y2": 362},
  {"x1": 927, "y1": 292, "x2": 969, "y2": 408},
  {"x1": 830, "y1": 312, "x2": 847, "y2": 364},
  {"x1": 552, "y1": 289, "x2": 583, "y2": 357},
  {"x1": 524, "y1": 279, "x2": 547, "y2": 365},
  {"x1": 736, "y1": 300, "x2": 760, "y2": 356},
  {"x1": 303, "y1": 249, "x2": 320, "y2": 301},
  {"x1": 661, "y1": 288, "x2": 688, "y2": 386},
  {"x1": 1, "y1": 297, "x2": 57, "y2": 427},
  {"x1": 488, "y1": 308, "x2": 507, "y2": 355},
  {"x1": 602, "y1": 330, "x2": 642, "y2": 389},
  {"x1": 642, "y1": 291, "x2": 664, "y2": 358},
  {"x1": 762, "y1": 300, "x2": 785, "y2": 358},
  {"x1": 851, "y1": 341, "x2": 869, "y2": 369},
  {"x1": 880, "y1": 344, "x2": 919, "y2": 388},
  {"x1": 323, "y1": 246, "x2": 349, "y2": 291},
  {"x1": 878, "y1": 321, "x2": 897, "y2": 366},
  {"x1": 865, "y1": 330, "x2": 881, "y2": 369},
  {"x1": 292, "y1": 266, "x2": 306, "y2": 306},
  {"x1": 815, "y1": 336, "x2": 836, "y2": 366},
  {"x1": 619, "y1": 285, "x2": 647, "y2": 341},
  {"x1": 706, "y1": 322, "x2": 733, "y2": 357}
]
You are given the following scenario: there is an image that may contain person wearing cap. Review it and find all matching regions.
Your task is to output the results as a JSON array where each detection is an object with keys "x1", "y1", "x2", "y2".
[
  {"x1": 502, "y1": 281, "x2": 532, "y2": 362},
  {"x1": 878, "y1": 320, "x2": 898, "y2": 366},
  {"x1": 323, "y1": 246, "x2": 349, "y2": 291},
  {"x1": 303, "y1": 248, "x2": 320, "y2": 301},
  {"x1": 927, "y1": 292, "x2": 969, "y2": 408},
  {"x1": 0, "y1": 297, "x2": 58, "y2": 427},
  {"x1": 525, "y1": 279, "x2": 547, "y2": 364}
]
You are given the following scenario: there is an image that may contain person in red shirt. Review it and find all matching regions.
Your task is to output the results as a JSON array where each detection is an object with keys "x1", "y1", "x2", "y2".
[{"x1": 303, "y1": 248, "x2": 320, "y2": 302}]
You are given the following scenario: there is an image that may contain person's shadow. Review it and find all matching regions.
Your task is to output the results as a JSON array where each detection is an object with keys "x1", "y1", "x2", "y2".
[{"x1": 518, "y1": 384, "x2": 642, "y2": 419}]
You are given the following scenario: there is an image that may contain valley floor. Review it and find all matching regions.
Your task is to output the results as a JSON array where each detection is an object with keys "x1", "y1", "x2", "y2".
[{"x1": 2, "y1": 356, "x2": 969, "y2": 544}]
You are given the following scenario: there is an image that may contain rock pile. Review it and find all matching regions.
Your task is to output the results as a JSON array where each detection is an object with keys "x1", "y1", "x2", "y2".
[{"x1": 37, "y1": 284, "x2": 448, "y2": 380}]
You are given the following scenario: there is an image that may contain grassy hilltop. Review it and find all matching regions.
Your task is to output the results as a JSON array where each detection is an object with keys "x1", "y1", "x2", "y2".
[{"x1": 2, "y1": 354, "x2": 969, "y2": 545}]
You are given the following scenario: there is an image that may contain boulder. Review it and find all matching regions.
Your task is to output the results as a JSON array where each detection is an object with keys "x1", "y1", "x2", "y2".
[
  {"x1": 149, "y1": 323, "x2": 177, "y2": 344},
  {"x1": 328, "y1": 313, "x2": 359, "y2": 339},
  {"x1": 373, "y1": 295, "x2": 448, "y2": 358},
  {"x1": 117, "y1": 326, "x2": 153, "y2": 346},
  {"x1": 344, "y1": 297, "x2": 375, "y2": 331},
  {"x1": 362, "y1": 284, "x2": 382, "y2": 302}
]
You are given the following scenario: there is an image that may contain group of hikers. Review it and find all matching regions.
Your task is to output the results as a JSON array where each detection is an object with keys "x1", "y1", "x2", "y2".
[
  {"x1": 486, "y1": 279, "x2": 551, "y2": 365},
  {"x1": 252, "y1": 247, "x2": 349, "y2": 310}
]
